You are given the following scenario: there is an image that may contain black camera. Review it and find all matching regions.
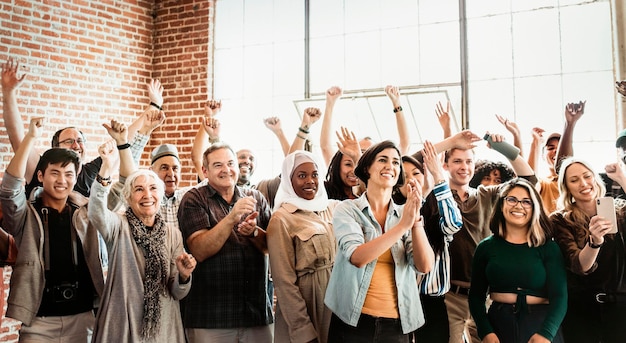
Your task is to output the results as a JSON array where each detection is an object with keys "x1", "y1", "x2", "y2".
[{"x1": 52, "y1": 282, "x2": 79, "y2": 303}]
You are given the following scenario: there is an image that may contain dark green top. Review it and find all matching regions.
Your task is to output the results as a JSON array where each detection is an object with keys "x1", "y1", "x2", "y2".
[{"x1": 468, "y1": 236, "x2": 568, "y2": 341}]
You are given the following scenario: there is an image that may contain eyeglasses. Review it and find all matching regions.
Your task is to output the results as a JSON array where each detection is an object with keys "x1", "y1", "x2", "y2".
[
  {"x1": 504, "y1": 196, "x2": 533, "y2": 209},
  {"x1": 58, "y1": 138, "x2": 84, "y2": 146}
]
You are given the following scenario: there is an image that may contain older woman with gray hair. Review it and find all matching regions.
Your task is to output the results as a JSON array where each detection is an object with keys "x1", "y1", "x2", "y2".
[{"x1": 88, "y1": 120, "x2": 196, "y2": 343}]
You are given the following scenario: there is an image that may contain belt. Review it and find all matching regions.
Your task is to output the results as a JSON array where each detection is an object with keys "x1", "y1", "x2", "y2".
[
  {"x1": 595, "y1": 292, "x2": 626, "y2": 304},
  {"x1": 450, "y1": 284, "x2": 470, "y2": 296}
]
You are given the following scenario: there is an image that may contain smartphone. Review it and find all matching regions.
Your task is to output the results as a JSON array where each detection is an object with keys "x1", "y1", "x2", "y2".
[{"x1": 596, "y1": 197, "x2": 618, "y2": 234}]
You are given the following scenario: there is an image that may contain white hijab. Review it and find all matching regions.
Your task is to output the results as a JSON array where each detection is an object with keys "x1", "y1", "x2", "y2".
[{"x1": 273, "y1": 151, "x2": 329, "y2": 212}]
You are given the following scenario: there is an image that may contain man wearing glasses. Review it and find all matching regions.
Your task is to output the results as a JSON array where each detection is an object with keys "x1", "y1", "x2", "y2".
[{"x1": 2, "y1": 57, "x2": 164, "y2": 198}]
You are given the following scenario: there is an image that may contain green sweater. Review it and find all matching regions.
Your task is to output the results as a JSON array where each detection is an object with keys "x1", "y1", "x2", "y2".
[{"x1": 469, "y1": 236, "x2": 568, "y2": 341}]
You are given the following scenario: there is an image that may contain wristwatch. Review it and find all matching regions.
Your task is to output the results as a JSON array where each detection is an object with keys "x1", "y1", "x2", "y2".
[
  {"x1": 96, "y1": 174, "x2": 111, "y2": 187},
  {"x1": 588, "y1": 237, "x2": 603, "y2": 249}
]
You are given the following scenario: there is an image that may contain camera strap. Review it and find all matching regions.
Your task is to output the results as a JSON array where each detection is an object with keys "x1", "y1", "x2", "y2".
[{"x1": 41, "y1": 206, "x2": 78, "y2": 272}]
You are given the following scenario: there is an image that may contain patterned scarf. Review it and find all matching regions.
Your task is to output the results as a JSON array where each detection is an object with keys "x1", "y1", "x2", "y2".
[{"x1": 126, "y1": 208, "x2": 168, "y2": 340}]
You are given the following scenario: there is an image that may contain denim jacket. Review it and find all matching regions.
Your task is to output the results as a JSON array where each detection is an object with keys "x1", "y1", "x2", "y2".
[{"x1": 324, "y1": 193, "x2": 424, "y2": 334}]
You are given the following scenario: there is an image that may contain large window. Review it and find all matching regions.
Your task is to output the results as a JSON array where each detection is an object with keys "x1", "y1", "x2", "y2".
[{"x1": 214, "y1": 0, "x2": 618, "y2": 182}]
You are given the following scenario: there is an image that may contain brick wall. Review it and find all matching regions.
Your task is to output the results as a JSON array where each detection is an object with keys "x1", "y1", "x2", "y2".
[
  {"x1": 0, "y1": 0, "x2": 214, "y2": 340},
  {"x1": 149, "y1": 0, "x2": 213, "y2": 187}
]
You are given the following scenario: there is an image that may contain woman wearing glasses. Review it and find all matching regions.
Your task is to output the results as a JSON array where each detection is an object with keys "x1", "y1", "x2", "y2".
[{"x1": 469, "y1": 178, "x2": 567, "y2": 343}]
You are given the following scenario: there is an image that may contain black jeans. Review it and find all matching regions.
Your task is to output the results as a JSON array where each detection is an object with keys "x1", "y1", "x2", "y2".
[
  {"x1": 412, "y1": 294, "x2": 449, "y2": 343},
  {"x1": 328, "y1": 313, "x2": 409, "y2": 343},
  {"x1": 487, "y1": 302, "x2": 564, "y2": 343},
  {"x1": 562, "y1": 293, "x2": 626, "y2": 343}
]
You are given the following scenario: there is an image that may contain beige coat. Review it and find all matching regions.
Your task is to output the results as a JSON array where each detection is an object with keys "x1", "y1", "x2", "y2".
[{"x1": 267, "y1": 202, "x2": 337, "y2": 343}]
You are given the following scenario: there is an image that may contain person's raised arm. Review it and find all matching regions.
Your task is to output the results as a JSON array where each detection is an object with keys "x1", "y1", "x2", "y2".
[
  {"x1": 288, "y1": 107, "x2": 321, "y2": 154},
  {"x1": 485, "y1": 132, "x2": 534, "y2": 177},
  {"x1": 435, "y1": 101, "x2": 453, "y2": 139},
  {"x1": 527, "y1": 127, "x2": 545, "y2": 173},
  {"x1": 385, "y1": 85, "x2": 410, "y2": 155},
  {"x1": 335, "y1": 126, "x2": 362, "y2": 165},
  {"x1": 422, "y1": 140, "x2": 463, "y2": 235},
  {"x1": 410, "y1": 130, "x2": 481, "y2": 162},
  {"x1": 264, "y1": 117, "x2": 290, "y2": 157},
  {"x1": 320, "y1": 86, "x2": 343, "y2": 166},
  {"x1": 495, "y1": 114, "x2": 523, "y2": 157},
  {"x1": 192, "y1": 100, "x2": 221, "y2": 181},
  {"x1": 1, "y1": 58, "x2": 39, "y2": 183},
  {"x1": 103, "y1": 119, "x2": 133, "y2": 178},
  {"x1": 555, "y1": 101, "x2": 585, "y2": 174},
  {"x1": 127, "y1": 79, "x2": 164, "y2": 140},
  {"x1": 605, "y1": 163, "x2": 626, "y2": 190},
  {"x1": 6, "y1": 117, "x2": 43, "y2": 180},
  {"x1": 90, "y1": 139, "x2": 122, "y2": 243}
]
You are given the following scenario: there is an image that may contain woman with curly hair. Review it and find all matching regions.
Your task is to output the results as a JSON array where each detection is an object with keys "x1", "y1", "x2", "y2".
[{"x1": 469, "y1": 159, "x2": 516, "y2": 189}]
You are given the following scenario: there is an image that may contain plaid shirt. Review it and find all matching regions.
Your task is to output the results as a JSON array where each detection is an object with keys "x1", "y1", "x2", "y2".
[{"x1": 178, "y1": 183, "x2": 273, "y2": 329}]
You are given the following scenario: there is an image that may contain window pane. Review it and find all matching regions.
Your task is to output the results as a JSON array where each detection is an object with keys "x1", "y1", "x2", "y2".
[
  {"x1": 418, "y1": 0, "x2": 459, "y2": 24},
  {"x1": 274, "y1": 41, "x2": 305, "y2": 96},
  {"x1": 513, "y1": 75, "x2": 564, "y2": 138},
  {"x1": 380, "y1": 0, "x2": 419, "y2": 29},
  {"x1": 345, "y1": 0, "x2": 381, "y2": 34},
  {"x1": 345, "y1": 31, "x2": 382, "y2": 90},
  {"x1": 512, "y1": 0, "x2": 558, "y2": 13},
  {"x1": 560, "y1": 2, "x2": 613, "y2": 73},
  {"x1": 467, "y1": 15, "x2": 513, "y2": 81},
  {"x1": 466, "y1": 0, "x2": 510, "y2": 18},
  {"x1": 512, "y1": 8, "x2": 561, "y2": 77},
  {"x1": 309, "y1": 0, "x2": 344, "y2": 38},
  {"x1": 214, "y1": 48, "x2": 243, "y2": 98},
  {"x1": 243, "y1": 1, "x2": 274, "y2": 45},
  {"x1": 243, "y1": 45, "x2": 274, "y2": 98},
  {"x1": 215, "y1": 0, "x2": 244, "y2": 48},
  {"x1": 467, "y1": 79, "x2": 514, "y2": 134},
  {"x1": 273, "y1": 0, "x2": 304, "y2": 42},
  {"x1": 309, "y1": 36, "x2": 346, "y2": 93},
  {"x1": 419, "y1": 21, "x2": 461, "y2": 84},
  {"x1": 381, "y1": 26, "x2": 420, "y2": 86}
]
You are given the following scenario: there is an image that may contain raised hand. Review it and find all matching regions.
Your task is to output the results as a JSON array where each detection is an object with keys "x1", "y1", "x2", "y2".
[
  {"x1": 452, "y1": 130, "x2": 482, "y2": 150},
  {"x1": 26, "y1": 117, "x2": 44, "y2": 139},
  {"x1": 336, "y1": 126, "x2": 361, "y2": 163},
  {"x1": 143, "y1": 108, "x2": 166, "y2": 133},
  {"x1": 435, "y1": 101, "x2": 451, "y2": 134},
  {"x1": 205, "y1": 100, "x2": 222, "y2": 117},
  {"x1": 302, "y1": 107, "x2": 322, "y2": 130},
  {"x1": 385, "y1": 85, "x2": 401, "y2": 106},
  {"x1": 495, "y1": 114, "x2": 520, "y2": 137},
  {"x1": 148, "y1": 79, "x2": 164, "y2": 108},
  {"x1": 326, "y1": 86, "x2": 342, "y2": 104},
  {"x1": 1, "y1": 57, "x2": 26, "y2": 92},
  {"x1": 103, "y1": 119, "x2": 128, "y2": 145},
  {"x1": 530, "y1": 127, "x2": 545, "y2": 144},
  {"x1": 97, "y1": 140, "x2": 117, "y2": 164},
  {"x1": 605, "y1": 163, "x2": 626, "y2": 183},
  {"x1": 263, "y1": 116, "x2": 282, "y2": 133},
  {"x1": 422, "y1": 140, "x2": 444, "y2": 182},
  {"x1": 564, "y1": 101, "x2": 586, "y2": 124},
  {"x1": 202, "y1": 116, "x2": 221, "y2": 140}
]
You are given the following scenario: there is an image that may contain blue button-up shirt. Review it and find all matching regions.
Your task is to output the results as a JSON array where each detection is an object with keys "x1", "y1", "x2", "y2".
[{"x1": 324, "y1": 193, "x2": 425, "y2": 334}]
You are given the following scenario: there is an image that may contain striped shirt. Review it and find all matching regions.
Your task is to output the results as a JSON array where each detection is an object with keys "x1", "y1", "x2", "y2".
[{"x1": 418, "y1": 182, "x2": 463, "y2": 296}]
